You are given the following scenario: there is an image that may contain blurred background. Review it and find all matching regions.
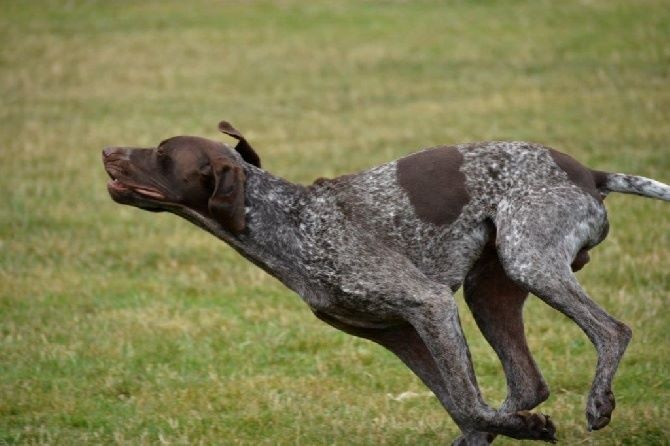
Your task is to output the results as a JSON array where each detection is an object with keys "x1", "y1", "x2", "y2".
[{"x1": 1, "y1": 1, "x2": 669, "y2": 444}]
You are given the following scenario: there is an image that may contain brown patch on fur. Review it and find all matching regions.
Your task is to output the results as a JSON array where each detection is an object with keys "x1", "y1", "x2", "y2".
[
  {"x1": 549, "y1": 149, "x2": 602, "y2": 201},
  {"x1": 397, "y1": 146, "x2": 470, "y2": 225}
]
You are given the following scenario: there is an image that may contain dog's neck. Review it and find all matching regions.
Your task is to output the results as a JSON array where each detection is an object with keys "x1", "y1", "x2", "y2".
[
  {"x1": 185, "y1": 164, "x2": 310, "y2": 293},
  {"x1": 239, "y1": 164, "x2": 309, "y2": 271}
]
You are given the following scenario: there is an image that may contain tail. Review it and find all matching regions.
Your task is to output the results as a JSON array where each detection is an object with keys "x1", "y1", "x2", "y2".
[{"x1": 596, "y1": 171, "x2": 670, "y2": 201}]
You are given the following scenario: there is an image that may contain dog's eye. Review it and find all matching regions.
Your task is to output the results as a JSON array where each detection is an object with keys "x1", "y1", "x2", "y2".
[
  {"x1": 155, "y1": 147, "x2": 171, "y2": 168},
  {"x1": 156, "y1": 147, "x2": 172, "y2": 171}
]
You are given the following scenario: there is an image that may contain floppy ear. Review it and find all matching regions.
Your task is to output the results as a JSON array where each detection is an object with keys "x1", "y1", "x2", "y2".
[
  {"x1": 218, "y1": 120, "x2": 261, "y2": 168},
  {"x1": 208, "y1": 156, "x2": 247, "y2": 233}
]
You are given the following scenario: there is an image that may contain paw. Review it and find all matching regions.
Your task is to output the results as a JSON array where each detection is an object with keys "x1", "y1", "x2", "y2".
[
  {"x1": 586, "y1": 389, "x2": 615, "y2": 431},
  {"x1": 515, "y1": 410, "x2": 557, "y2": 443}
]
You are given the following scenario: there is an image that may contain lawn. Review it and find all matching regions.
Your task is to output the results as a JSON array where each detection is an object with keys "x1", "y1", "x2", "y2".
[{"x1": 1, "y1": 0, "x2": 669, "y2": 444}]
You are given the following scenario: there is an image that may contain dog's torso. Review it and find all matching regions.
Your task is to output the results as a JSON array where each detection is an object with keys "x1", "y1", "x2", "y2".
[{"x1": 241, "y1": 141, "x2": 607, "y2": 328}]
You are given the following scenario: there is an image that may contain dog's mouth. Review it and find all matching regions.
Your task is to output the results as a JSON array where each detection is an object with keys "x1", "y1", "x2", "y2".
[
  {"x1": 104, "y1": 162, "x2": 167, "y2": 210},
  {"x1": 107, "y1": 177, "x2": 165, "y2": 199}
]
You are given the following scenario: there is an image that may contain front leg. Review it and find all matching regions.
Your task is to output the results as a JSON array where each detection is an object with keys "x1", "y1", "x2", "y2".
[
  {"x1": 314, "y1": 312, "x2": 468, "y2": 425},
  {"x1": 316, "y1": 312, "x2": 497, "y2": 445},
  {"x1": 405, "y1": 287, "x2": 556, "y2": 442}
]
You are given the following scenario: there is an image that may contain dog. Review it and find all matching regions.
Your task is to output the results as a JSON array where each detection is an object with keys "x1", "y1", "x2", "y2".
[{"x1": 102, "y1": 121, "x2": 670, "y2": 444}]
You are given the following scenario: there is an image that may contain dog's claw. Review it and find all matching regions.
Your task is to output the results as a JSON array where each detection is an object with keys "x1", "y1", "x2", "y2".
[
  {"x1": 586, "y1": 389, "x2": 615, "y2": 431},
  {"x1": 514, "y1": 410, "x2": 557, "y2": 442},
  {"x1": 587, "y1": 415, "x2": 611, "y2": 432},
  {"x1": 541, "y1": 425, "x2": 558, "y2": 444}
]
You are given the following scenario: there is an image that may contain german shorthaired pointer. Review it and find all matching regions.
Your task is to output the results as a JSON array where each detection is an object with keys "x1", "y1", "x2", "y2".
[{"x1": 102, "y1": 121, "x2": 670, "y2": 444}]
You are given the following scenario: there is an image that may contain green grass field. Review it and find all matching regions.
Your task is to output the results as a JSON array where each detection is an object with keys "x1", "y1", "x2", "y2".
[{"x1": 1, "y1": 1, "x2": 669, "y2": 444}]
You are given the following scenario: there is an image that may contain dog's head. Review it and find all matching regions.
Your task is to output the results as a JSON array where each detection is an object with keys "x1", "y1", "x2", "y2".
[{"x1": 102, "y1": 121, "x2": 260, "y2": 233}]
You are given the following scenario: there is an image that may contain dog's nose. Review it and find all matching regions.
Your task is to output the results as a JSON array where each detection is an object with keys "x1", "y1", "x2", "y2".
[
  {"x1": 103, "y1": 147, "x2": 131, "y2": 160},
  {"x1": 102, "y1": 147, "x2": 117, "y2": 158}
]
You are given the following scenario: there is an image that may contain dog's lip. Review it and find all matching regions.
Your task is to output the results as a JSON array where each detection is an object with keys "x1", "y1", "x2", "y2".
[
  {"x1": 107, "y1": 178, "x2": 129, "y2": 192},
  {"x1": 104, "y1": 162, "x2": 165, "y2": 199},
  {"x1": 130, "y1": 184, "x2": 165, "y2": 199},
  {"x1": 106, "y1": 178, "x2": 165, "y2": 200}
]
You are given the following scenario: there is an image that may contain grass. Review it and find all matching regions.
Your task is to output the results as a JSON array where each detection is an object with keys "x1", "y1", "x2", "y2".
[{"x1": 1, "y1": 0, "x2": 669, "y2": 444}]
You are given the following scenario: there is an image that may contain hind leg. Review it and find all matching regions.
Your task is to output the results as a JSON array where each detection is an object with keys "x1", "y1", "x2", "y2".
[
  {"x1": 496, "y1": 193, "x2": 632, "y2": 431},
  {"x1": 455, "y1": 245, "x2": 550, "y2": 445}
]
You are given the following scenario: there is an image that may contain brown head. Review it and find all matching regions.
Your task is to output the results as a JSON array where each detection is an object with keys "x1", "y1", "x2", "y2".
[{"x1": 102, "y1": 121, "x2": 260, "y2": 233}]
